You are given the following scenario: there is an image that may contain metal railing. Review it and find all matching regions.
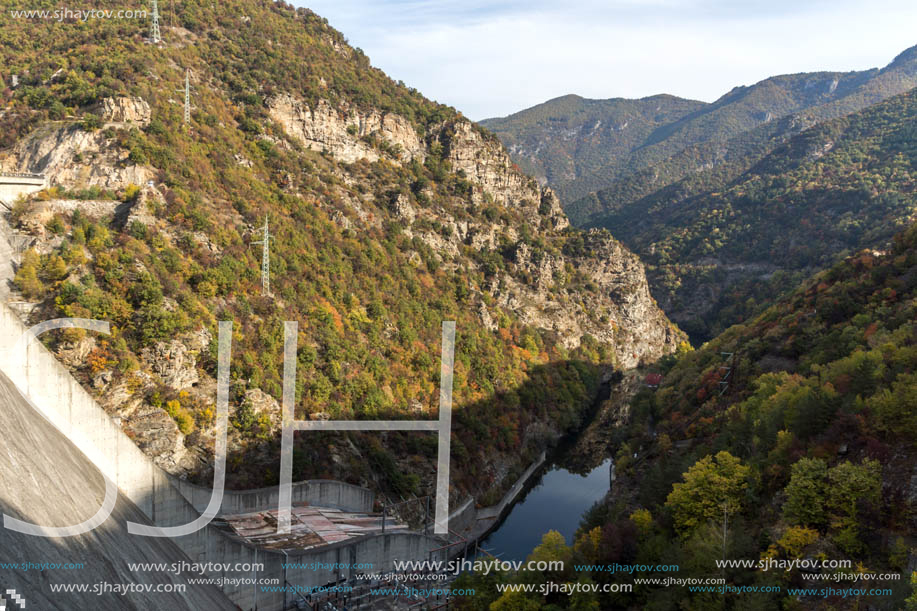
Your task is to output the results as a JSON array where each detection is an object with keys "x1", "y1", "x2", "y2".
[{"x1": 0, "y1": 172, "x2": 45, "y2": 180}]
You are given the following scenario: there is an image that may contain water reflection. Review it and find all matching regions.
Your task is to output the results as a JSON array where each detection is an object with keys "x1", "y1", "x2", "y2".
[{"x1": 479, "y1": 458, "x2": 611, "y2": 561}]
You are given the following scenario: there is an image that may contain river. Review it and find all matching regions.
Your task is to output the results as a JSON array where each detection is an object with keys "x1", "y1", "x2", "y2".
[{"x1": 478, "y1": 458, "x2": 612, "y2": 561}]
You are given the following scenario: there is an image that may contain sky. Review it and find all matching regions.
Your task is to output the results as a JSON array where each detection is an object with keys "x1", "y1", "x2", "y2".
[{"x1": 293, "y1": 0, "x2": 917, "y2": 121}]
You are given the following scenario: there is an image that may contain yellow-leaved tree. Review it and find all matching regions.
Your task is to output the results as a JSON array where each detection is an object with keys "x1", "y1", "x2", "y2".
[{"x1": 665, "y1": 451, "x2": 750, "y2": 538}]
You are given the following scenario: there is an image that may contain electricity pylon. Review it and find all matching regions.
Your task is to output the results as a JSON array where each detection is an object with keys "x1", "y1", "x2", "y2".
[
  {"x1": 175, "y1": 69, "x2": 193, "y2": 126},
  {"x1": 252, "y1": 217, "x2": 274, "y2": 297},
  {"x1": 150, "y1": 0, "x2": 162, "y2": 44}
]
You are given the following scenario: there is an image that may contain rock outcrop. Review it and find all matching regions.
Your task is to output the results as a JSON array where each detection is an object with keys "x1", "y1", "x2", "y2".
[
  {"x1": 267, "y1": 94, "x2": 425, "y2": 164},
  {"x1": 98, "y1": 96, "x2": 152, "y2": 126},
  {"x1": 434, "y1": 120, "x2": 533, "y2": 207},
  {"x1": 140, "y1": 334, "x2": 206, "y2": 392},
  {"x1": 267, "y1": 96, "x2": 682, "y2": 367},
  {"x1": 2, "y1": 82, "x2": 684, "y2": 485},
  {"x1": 0, "y1": 123, "x2": 152, "y2": 190}
]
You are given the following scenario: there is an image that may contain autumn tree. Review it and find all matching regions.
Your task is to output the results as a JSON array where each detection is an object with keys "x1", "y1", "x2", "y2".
[{"x1": 665, "y1": 451, "x2": 750, "y2": 537}]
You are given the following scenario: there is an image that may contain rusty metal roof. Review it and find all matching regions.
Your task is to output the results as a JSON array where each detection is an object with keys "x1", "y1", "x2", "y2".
[{"x1": 218, "y1": 503, "x2": 408, "y2": 551}]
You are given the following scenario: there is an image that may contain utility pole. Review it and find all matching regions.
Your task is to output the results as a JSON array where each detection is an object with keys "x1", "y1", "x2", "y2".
[
  {"x1": 252, "y1": 217, "x2": 273, "y2": 297},
  {"x1": 721, "y1": 503, "x2": 728, "y2": 577},
  {"x1": 150, "y1": 0, "x2": 162, "y2": 44}
]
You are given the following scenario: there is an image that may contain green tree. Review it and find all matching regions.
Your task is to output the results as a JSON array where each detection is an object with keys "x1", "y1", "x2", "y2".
[
  {"x1": 42, "y1": 254, "x2": 69, "y2": 282},
  {"x1": 905, "y1": 571, "x2": 917, "y2": 611},
  {"x1": 489, "y1": 591, "x2": 541, "y2": 611},
  {"x1": 867, "y1": 372, "x2": 917, "y2": 439},
  {"x1": 13, "y1": 255, "x2": 43, "y2": 299},
  {"x1": 783, "y1": 458, "x2": 828, "y2": 528},
  {"x1": 826, "y1": 460, "x2": 881, "y2": 554},
  {"x1": 666, "y1": 451, "x2": 750, "y2": 537},
  {"x1": 529, "y1": 530, "x2": 572, "y2": 564}
]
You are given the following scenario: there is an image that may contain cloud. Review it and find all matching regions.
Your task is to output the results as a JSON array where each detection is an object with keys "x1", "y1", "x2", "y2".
[{"x1": 295, "y1": 0, "x2": 917, "y2": 120}]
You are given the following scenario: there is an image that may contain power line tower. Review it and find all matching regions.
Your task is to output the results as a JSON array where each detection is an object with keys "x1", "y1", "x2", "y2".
[
  {"x1": 175, "y1": 69, "x2": 193, "y2": 126},
  {"x1": 150, "y1": 0, "x2": 162, "y2": 44},
  {"x1": 252, "y1": 217, "x2": 274, "y2": 297},
  {"x1": 718, "y1": 352, "x2": 735, "y2": 396}
]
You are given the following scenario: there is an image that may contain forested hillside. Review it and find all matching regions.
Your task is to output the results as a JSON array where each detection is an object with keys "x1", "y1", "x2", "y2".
[
  {"x1": 456, "y1": 216, "x2": 917, "y2": 611},
  {"x1": 0, "y1": 0, "x2": 682, "y2": 502},
  {"x1": 591, "y1": 87, "x2": 917, "y2": 343}
]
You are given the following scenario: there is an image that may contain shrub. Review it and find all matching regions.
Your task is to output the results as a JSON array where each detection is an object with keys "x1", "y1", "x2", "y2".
[{"x1": 164, "y1": 399, "x2": 194, "y2": 435}]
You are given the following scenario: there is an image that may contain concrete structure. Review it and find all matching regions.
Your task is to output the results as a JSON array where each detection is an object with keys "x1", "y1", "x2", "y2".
[
  {"x1": 0, "y1": 370, "x2": 236, "y2": 610},
  {"x1": 450, "y1": 451, "x2": 547, "y2": 551},
  {"x1": 0, "y1": 173, "x2": 45, "y2": 207},
  {"x1": 173, "y1": 476, "x2": 374, "y2": 516},
  {"x1": 0, "y1": 213, "x2": 20, "y2": 302},
  {"x1": 0, "y1": 303, "x2": 450, "y2": 610}
]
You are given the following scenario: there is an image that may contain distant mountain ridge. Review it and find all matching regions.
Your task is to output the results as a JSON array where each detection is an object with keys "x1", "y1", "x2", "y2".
[
  {"x1": 597, "y1": 86, "x2": 917, "y2": 343},
  {"x1": 481, "y1": 44, "x2": 917, "y2": 221},
  {"x1": 480, "y1": 93, "x2": 706, "y2": 193}
]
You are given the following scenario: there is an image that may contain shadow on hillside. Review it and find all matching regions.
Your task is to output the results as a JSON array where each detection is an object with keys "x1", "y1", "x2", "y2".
[{"x1": 205, "y1": 358, "x2": 611, "y2": 503}]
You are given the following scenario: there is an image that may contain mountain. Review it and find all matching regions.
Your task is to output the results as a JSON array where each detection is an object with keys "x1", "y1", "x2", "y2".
[
  {"x1": 479, "y1": 93, "x2": 706, "y2": 197},
  {"x1": 455, "y1": 222, "x2": 917, "y2": 611},
  {"x1": 481, "y1": 44, "x2": 917, "y2": 221},
  {"x1": 590, "y1": 86, "x2": 917, "y2": 343},
  {"x1": 0, "y1": 0, "x2": 682, "y2": 504}
]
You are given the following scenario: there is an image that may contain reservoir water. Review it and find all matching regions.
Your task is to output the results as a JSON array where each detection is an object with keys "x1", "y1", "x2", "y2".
[{"x1": 478, "y1": 458, "x2": 612, "y2": 561}]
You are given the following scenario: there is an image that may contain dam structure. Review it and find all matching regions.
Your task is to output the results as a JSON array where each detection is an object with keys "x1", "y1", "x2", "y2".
[
  {"x1": 0, "y1": 172, "x2": 46, "y2": 208},
  {"x1": 0, "y1": 303, "x2": 456, "y2": 610}
]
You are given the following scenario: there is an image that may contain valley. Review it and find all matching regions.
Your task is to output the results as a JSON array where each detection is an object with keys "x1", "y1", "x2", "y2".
[{"x1": 0, "y1": 2, "x2": 914, "y2": 610}]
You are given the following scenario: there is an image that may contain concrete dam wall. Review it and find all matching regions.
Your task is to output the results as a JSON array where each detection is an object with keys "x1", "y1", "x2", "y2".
[
  {"x1": 0, "y1": 369, "x2": 236, "y2": 610},
  {"x1": 0, "y1": 173, "x2": 45, "y2": 207},
  {"x1": 0, "y1": 304, "x2": 449, "y2": 610}
]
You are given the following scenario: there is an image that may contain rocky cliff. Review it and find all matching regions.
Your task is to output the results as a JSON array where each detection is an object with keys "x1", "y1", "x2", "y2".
[
  {"x1": 268, "y1": 94, "x2": 425, "y2": 164},
  {"x1": 0, "y1": 0, "x2": 684, "y2": 498},
  {"x1": 266, "y1": 95, "x2": 679, "y2": 367}
]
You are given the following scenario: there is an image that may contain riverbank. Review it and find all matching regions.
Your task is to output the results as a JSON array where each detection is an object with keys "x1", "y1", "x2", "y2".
[
  {"x1": 442, "y1": 451, "x2": 546, "y2": 558},
  {"x1": 558, "y1": 369, "x2": 644, "y2": 472},
  {"x1": 447, "y1": 370, "x2": 642, "y2": 559}
]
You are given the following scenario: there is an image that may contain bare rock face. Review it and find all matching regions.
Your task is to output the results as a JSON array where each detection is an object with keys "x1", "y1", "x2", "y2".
[
  {"x1": 267, "y1": 94, "x2": 425, "y2": 164},
  {"x1": 539, "y1": 187, "x2": 569, "y2": 230},
  {"x1": 141, "y1": 340, "x2": 200, "y2": 390},
  {"x1": 494, "y1": 230, "x2": 683, "y2": 368},
  {"x1": 244, "y1": 388, "x2": 281, "y2": 430},
  {"x1": 127, "y1": 405, "x2": 200, "y2": 472},
  {"x1": 0, "y1": 123, "x2": 152, "y2": 190},
  {"x1": 56, "y1": 336, "x2": 97, "y2": 368},
  {"x1": 14, "y1": 199, "x2": 120, "y2": 238},
  {"x1": 391, "y1": 193, "x2": 416, "y2": 224},
  {"x1": 99, "y1": 96, "x2": 152, "y2": 126},
  {"x1": 140, "y1": 328, "x2": 211, "y2": 391},
  {"x1": 434, "y1": 120, "x2": 532, "y2": 207},
  {"x1": 266, "y1": 94, "x2": 683, "y2": 367},
  {"x1": 89, "y1": 370, "x2": 200, "y2": 474},
  {"x1": 571, "y1": 232, "x2": 683, "y2": 367}
]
